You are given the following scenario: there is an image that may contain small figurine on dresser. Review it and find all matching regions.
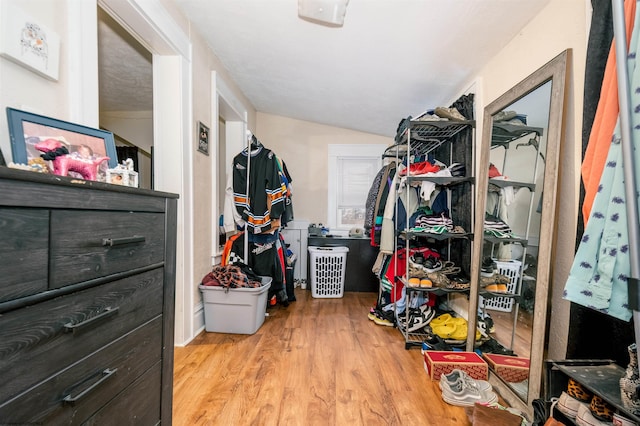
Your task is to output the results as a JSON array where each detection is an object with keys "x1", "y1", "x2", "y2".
[
  {"x1": 106, "y1": 158, "x2": 139, "y2": 187},
  {"x1": 34, "y1": 138, "x2": 109, "y2": 181}
]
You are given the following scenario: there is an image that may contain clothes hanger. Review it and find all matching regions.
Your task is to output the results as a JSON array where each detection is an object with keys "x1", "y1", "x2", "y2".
[{"x1": 251, "y1": 135, "x2": 263, "y2": 149}]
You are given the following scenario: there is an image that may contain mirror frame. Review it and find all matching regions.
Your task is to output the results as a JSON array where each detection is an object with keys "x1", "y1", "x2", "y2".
[{"x1": 467, "y1": 49, "x2": 569, "y2": 415}]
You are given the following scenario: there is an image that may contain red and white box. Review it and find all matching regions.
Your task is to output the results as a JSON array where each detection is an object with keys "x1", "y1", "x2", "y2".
[
  {"x1": 482, "y1": 353, "x2": 530, "y2": 383},
  {"x1": 423, "y1": 351, "x2": 488, "y2": 381}
]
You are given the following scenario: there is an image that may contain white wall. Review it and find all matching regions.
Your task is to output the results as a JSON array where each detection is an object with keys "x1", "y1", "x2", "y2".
[
  {"x1": 256, "y1": 112, "x2": 393, "y2": 225},
  {"x1": 0, "y1": 0, "x2": 72, "y2": 161}
]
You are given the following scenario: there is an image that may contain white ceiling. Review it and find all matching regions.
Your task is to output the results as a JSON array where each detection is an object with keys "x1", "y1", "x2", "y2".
[{"x1": 99, "y1": 0, "x2": 551, "y2": 138}]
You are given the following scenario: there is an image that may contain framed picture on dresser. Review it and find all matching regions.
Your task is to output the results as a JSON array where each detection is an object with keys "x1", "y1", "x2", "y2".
[{"x1": 6, "y1": 107, "x2": 118, "y2": 179}]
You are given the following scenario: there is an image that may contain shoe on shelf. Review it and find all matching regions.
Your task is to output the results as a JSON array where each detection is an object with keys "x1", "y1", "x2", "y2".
[
  {"x1": 448, "y1": 162, "x2": 466, "y2": 177},
  {"x1": 407, "y1": 276, "x2": 421, "y2": 287},
  {"x1": 420, "y1": 278, "x2": 433, "y2": 288},
  {"x1": 426, "y1": 271, "x2": 450, "y2": 288},
  {"x1": 415, "y1": 161, "x2": 440, "y2": 175},
  {"x1": 488, "y1": 163, "x2": 502, "y2": 178},
  {"x1": 432, "y1": 323, "x2": 456, "y2": 339},
  {"x1": 567, "y1": 377, "x2": 593, "y2": 403},
  {"x1": 493, "y1": 110, "x2": 518, "y2": 122},
  {"x1": 554, "y1": 391, "x2": 583, "y2": 420},
  {"x1": 399, "y1": 305, "x2": 436, "y2": 332},
  {"x1": 589, "y1": 394, "x2": 615, "y2": 422},
  {"x1": 576, "y1": 402, "x2": 610, "y2": 426},
  {"x1": 484, "y1": 283, "x2": 508, "y2": 293},
  {"x1": 423, "y1": 256, "x2": 443, "y2": 273},
  {"x1": 481, "y1": 257, "x2": 496, "y2": 277},
  {"x1": 434, "y1": 106, "x2": 467, "y2": 121},
  {"x1": 410, "y1": 252, "x2": 425, "y2": 264},
  {"x1": 430, "y1": 313, "x2": 452, "y2": 328},
  {"x1": 439, "y1": 369, "x2": 492, "y2": 393}
]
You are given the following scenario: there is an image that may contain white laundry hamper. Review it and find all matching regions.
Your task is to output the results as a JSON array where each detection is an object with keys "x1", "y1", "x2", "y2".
[{"x1": 308, "y1": 246, "x2": 349, "y2": 298}]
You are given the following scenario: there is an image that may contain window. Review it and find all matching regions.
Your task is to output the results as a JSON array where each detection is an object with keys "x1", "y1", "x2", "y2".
[{"x1": 328, "y1": 144, "x2": 386, "y2": 231}]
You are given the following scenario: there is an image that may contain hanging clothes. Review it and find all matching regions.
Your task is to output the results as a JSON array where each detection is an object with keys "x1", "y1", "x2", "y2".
[
  {"x1": 371, "y1": 163, "x2": 397, "y2": 247},
  {"x1": 379, "y1": 166, "x2": 420, "y2": 255},
  {"x1": 232, "y1": 145, "x2": 287, "y2": 234},
  {"x1": 364, "y1": 163, "x2": 388, "y2": 232},
  {"x1": 576, "y1": 0, "x2": 615, "y2": 248},
  {"x1": 580, "y1": 0, "x2": 636, "y2": 226},
  {"x1": 563, "y1": 2, "x2": 640, "y2": 321}
]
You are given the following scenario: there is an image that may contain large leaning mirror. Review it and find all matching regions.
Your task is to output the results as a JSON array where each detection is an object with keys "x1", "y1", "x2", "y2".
[{"x1": 467, "y1": 49, "x2": 569, "y2": 416}]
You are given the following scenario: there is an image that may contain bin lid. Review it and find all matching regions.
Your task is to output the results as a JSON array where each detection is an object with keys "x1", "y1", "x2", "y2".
[{"x1": 308, "y1": 246, "x2": 349, "y2": 253}]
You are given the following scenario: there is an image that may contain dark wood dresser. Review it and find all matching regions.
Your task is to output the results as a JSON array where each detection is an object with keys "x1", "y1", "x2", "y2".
[{"x1": 0, "y1": 168, "x2": 178, "y2": 425}]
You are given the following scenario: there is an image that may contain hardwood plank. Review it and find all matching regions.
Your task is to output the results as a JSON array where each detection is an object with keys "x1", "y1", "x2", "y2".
[{"x1": 173, "y1": 290, "x2": 473, "y2": 425}]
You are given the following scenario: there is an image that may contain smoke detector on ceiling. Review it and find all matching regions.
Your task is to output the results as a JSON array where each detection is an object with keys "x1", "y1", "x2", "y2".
[{"x1": 298, "y1": 0, "x2": 349, "y2": 27}]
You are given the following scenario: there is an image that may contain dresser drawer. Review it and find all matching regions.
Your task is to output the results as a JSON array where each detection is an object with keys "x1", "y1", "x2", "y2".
[
  {"x1": 83, "y1": 361, "x2": 162, "y2": 426},
  {"x1": 0, "y1": 268, "x2": 164, "y2": 403},
  {"x1": 49, "y1": 210, "x2": 165, "y2": 288},
  {"x1": 0, "y1": 208, "x2": 48, "y2": 302},
  {"x1": 0, "y1": 317, "x2": 162, "y2": 424}
]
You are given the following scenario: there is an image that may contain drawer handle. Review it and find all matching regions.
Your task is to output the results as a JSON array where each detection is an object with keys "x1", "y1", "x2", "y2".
[
  {"x1": 102, "y1": 235, "x2": 146, "y2": 246},
  {"x1": 63, "y1": 368, "x2": 118, "y2": 405},
  {"x1": 64, "y1": 307, "x2": 119, "y2": 333}
]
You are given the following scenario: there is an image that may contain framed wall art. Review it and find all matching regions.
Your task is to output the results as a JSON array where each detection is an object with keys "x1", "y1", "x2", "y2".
[
  {"x1": 0, "y1": 2, "x2": 60, "y2": 81},
  {"x1": 6, "y1": 107, "x2": 118, "y2": 181},
  {"x1": 198, "y1": 121, "x2": 209, "y2": 155}
]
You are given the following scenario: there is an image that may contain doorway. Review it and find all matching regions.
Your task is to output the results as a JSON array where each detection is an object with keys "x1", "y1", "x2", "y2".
[{"x1": 97, "y1": 7, "x2": 153, "y2": 189}]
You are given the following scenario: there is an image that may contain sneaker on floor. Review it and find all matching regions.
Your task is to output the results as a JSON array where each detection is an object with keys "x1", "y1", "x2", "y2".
[
  {"x1": 372, "y1": 309, "x2": 395, "y2": 327},
  {"x1": 439, "y1": 369, "x2": 492, "y2": 393},
  {"x1": 421, "y1": 337, "x2": 452, "y2": 352},
  {"x1": 440, "y1": 378, "x2": 498, "y2": 407},
  {"x1": 367, "y1": 307, "x2": 379, "y2": 322},
  {"x1": 478, "y1": 311, "x2": 495, "y2": 333},
  {"x1": 478, "y1": 338, "x2": 515, "y2": 356}
]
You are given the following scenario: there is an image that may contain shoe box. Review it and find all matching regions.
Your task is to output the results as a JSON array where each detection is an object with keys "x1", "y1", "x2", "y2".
[
  {"x1": 482, "y1": 353, "x2": 530, "y2": 383},
  {"x1": 423, "y1": 351, "x2": 488, "y2": 381}
]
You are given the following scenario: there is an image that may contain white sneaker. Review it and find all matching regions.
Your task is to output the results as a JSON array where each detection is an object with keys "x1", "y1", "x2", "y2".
[
  {"x1": 576, "y1": 403, "x2": 611, "y2": 426},
  {"x1": 439, "y1": 368, "x2": 492, "y2": 392},
  {"x1": 440, "y1": 377, "x2": 498, "y2": 407},
  {"x1": 555, "y1": 391, "x2": 584, "y2": 420}
]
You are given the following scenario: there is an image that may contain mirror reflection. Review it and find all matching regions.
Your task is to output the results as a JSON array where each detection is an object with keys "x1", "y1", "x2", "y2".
[{"x1": 479, "y1": 81, "x2": 552, "y2": 401}]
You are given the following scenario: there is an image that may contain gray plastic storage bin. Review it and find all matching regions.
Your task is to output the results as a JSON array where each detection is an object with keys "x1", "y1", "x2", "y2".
[{"x1": 199, "y1": 276, "x2": 271, "y2": 334}]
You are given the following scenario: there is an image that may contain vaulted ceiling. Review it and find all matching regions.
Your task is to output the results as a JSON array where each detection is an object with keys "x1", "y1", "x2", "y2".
[{"x1": 99, "y1": 0, "x2": 552, "y2": 137}]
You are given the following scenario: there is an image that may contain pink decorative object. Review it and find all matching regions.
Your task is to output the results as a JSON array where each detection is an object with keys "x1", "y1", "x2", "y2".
[{"x1": 34, "y1": 138, "x2": 109, "y2": 181}]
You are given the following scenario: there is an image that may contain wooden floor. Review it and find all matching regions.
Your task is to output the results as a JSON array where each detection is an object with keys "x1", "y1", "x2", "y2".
[
  {"x1": 490, "y1": 307, "x2": 533, "y2": 359},
  {"x1": 172, "y1": 289, "x2": 473, "y2": 425}
]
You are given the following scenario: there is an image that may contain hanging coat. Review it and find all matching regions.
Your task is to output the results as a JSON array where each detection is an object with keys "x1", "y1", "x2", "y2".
[{"x1": 564, "y1": 3, "x2": 640, "y2": 321}]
